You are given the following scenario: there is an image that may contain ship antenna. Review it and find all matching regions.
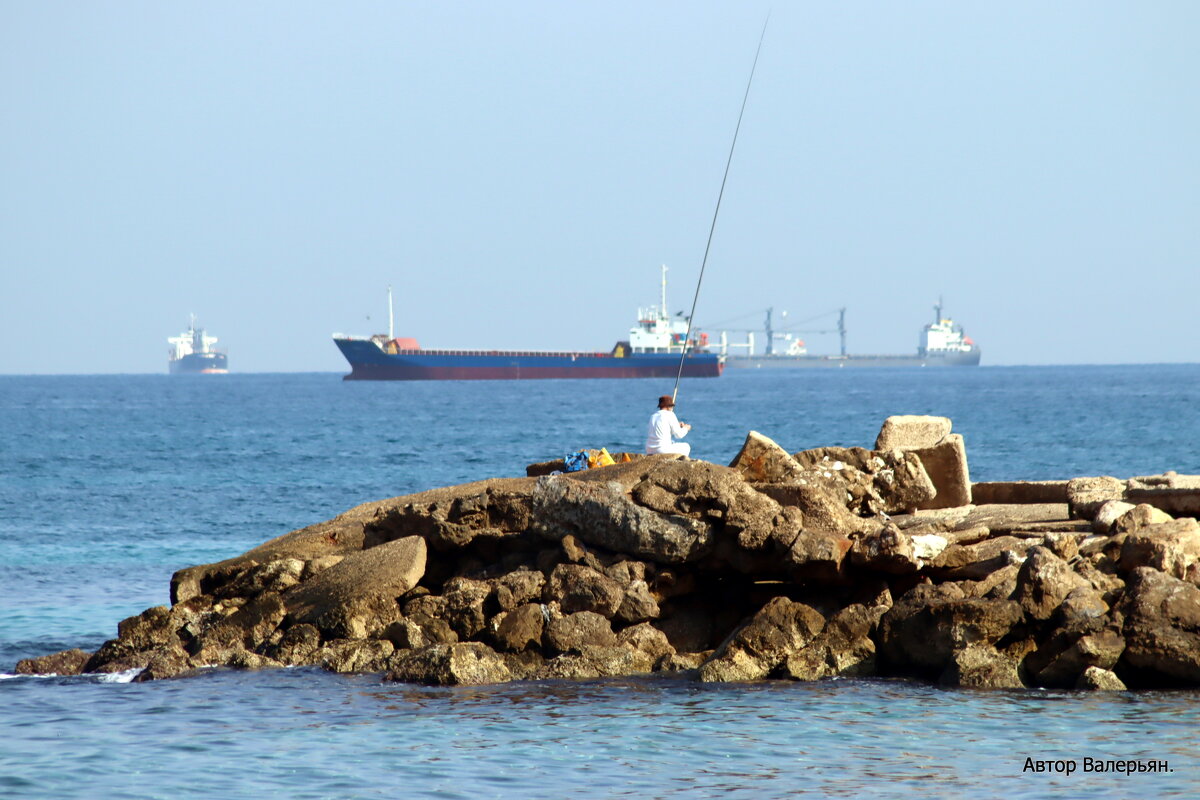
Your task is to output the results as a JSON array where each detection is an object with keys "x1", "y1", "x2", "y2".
[
  {"x1": 660, "y1": 264, "x2": 668, "y2": 318},
  {"x1": 672, "y1": 16, "x2": 768, "y2": 403}
]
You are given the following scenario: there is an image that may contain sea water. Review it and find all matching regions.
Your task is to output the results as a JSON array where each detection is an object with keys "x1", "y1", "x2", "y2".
[{"x1": 2, "y1": 366, "x2": 1199, "y2": 799}]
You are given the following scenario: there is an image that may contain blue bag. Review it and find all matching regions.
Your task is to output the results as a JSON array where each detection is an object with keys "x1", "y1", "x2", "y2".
[{"x1": 563, "y1": 451, "x2": 589, "y2": 472}]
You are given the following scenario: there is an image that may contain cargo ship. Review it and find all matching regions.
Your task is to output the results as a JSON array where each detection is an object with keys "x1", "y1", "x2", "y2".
[
  {"x1": 722, "y1": 301, "x2": 981, "y2": 368},
  {"x1": 167, "y1": 316, "x2": 228, "y2": 374},
  {"x1": 333, "y1": 271, "x2": 723, "y2": 381}
]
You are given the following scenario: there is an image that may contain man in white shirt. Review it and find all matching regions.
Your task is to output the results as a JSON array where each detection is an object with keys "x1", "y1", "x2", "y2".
[{"x1": 645, "y1": 394, "x2": 691, "y2": 457}]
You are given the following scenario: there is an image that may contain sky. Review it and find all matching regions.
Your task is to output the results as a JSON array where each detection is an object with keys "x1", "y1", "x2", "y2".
[{"x1": 2, "y1": 1, "x2": 1198, "y2": 373}]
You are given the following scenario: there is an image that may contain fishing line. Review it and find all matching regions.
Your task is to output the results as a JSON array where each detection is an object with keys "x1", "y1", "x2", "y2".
[{"x1": 672, "y1": 16, "x2": 769, "y2": 403}]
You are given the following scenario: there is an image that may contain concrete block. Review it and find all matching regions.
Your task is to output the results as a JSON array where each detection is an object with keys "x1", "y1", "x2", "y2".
[
  {"x1": 875, "y1": 415, "x2": 952, "y2": 451},
  {"x1": 970, "y1": 481, "x2": 1069, "y2": 505},
  {"x1": 912, "y1": 434, "x2": 972, "y2": 510}
]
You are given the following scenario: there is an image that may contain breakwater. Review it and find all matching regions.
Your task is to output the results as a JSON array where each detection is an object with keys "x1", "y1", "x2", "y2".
[{"x1": 19, "y1": 415, "x2": 1200, "y2": 691}]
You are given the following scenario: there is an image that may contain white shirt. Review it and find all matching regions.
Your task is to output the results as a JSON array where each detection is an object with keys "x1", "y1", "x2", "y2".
[{"x1": 646, "y1": 408, "x2": 688, "y2": 453}]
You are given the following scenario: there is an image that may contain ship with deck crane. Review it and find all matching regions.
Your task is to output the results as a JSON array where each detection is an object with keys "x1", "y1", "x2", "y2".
[{"x1": 716, "y1": 300, "x2": 981, "y2": 368}]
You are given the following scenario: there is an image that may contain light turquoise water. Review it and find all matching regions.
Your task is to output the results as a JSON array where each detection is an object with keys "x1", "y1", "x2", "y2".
[{"x1": 3, "y1": 368, "x2": 1200, "y2": 798}]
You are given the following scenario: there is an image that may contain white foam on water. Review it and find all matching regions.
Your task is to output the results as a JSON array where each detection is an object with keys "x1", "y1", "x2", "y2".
[{"x1": 94, "y1": 668, "x2": 144, "y2": 683}]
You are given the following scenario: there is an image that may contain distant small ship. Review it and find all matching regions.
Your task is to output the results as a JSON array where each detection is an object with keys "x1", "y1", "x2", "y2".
[
  {"x1": 168, "y1": 316, "x2": 228, "y2": 374},
  {"x1": 721, "y1": 300, "x2": 981, "y2": 368}
]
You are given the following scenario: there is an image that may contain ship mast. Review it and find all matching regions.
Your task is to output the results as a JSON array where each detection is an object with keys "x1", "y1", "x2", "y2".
[
  {"x1": 838, "y1": 307, "x2": 847, "y2": 357},
  {"x1": 660, "y1": 265, "x2": 668, "y2": 320},
  {"x1": 388, "y1": 286, "x2": 394, "y2": 340}
]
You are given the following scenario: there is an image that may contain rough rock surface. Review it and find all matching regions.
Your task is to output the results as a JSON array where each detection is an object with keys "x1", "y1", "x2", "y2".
[
  {"x1": 387, "y1": 642, "x2": 512, "y2": 686},
  {"x1": 1118, "y1": 518, "x2": 1200, "y2": 579},
  {"x1": 791, "y1": 447, "x2": 936, "y2": 515},
  {"x1": 729, "y1": 431, "x2": 807, "y2": 483},
  {"x1": 532, "y1": 476, "x2": 714, "y2": 564},
  {"x1": 1067, "y1": 477, "x2": 1126, "y2": 521},
  {"x1": 1119, "y1": 567, "x2": 1200, "y2": 684},
  {"x1": 15, "y1": 648, "x2": 92, "y2": 676},
  {"x1": 284, "y1": 536, "x2": 427, "y2": 639},
  {"x1": 875, "y1": 415, "x2": 953, "y2": 451},
  {"x1": 908, "y1": 435, "x2": 972, "y2": 510},
  {"x1": 699, "y1": 597, "x2": 825, "y2": 682}
]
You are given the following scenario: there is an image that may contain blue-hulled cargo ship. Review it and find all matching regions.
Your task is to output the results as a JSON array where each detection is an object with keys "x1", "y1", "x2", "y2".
[
  {"x1": 333, "y1": 270, "x2": 723, "y2": 381},
  {"x1": 168, "y1": 317, "x2": 228, "y2": 374}
]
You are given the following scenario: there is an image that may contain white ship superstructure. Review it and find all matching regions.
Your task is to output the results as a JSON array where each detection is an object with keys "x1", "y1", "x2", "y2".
[
  {"x1": 168, "y1": 315, "x2": 228, "y2": 374},
  {"x1": 918, "y1": 300, "x2": 978, "y2": 358},
  {"x1": 627, "y1": 265, "x2": 710, "y2": 354}
]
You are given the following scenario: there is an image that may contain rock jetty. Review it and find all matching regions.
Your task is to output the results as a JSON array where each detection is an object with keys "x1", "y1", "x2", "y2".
[{"x1": 18, "y1": 416, "x2": 1200, "y2": 691}]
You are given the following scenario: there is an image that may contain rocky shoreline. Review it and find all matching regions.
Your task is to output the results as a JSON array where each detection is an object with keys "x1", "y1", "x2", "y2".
[{"x1": 18, "y1": 415, "x2": 1200, "y2": 690}]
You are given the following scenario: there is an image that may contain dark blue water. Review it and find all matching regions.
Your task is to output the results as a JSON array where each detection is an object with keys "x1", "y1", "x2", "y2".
[{"x1": 3, "y1": 367, "x2": 1200, "y2": 798}]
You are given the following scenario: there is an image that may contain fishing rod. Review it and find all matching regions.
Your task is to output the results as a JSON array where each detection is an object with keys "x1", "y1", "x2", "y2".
[{"x1": 672, "y1": 16, "x2": 769, "y2": 404}]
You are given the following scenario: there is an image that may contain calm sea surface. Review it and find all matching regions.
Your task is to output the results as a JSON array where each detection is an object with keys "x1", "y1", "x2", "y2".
[{"x1": 3, "y1": 366, "x2": 1199, "y2": 798}]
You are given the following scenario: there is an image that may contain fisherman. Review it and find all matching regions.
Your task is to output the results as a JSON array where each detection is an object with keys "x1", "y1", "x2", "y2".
[{"x1": 645, "y1": 395, "x2": 691, "y2": 457}]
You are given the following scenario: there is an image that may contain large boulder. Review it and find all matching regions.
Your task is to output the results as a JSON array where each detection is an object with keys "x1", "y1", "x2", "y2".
[
  {"x1": 1027, "y1": 625, "x2": 1125, "y2": 688},
  {"x1": 318, "y1": 639, "x2": 394, "y2": 674},
  {"x1": 873, "y1": 416, "x2": 971, "y2": 509},
  {"x1": 781, "y1": 528, "x2": 854, "y2": 580},
  {"x1": 436, "y1": 578, "x2": 493, "y2": 640},
  {"x1": 877, "y1": 583, "x2": 1023, "y2": 678},
  {"x1": 266, "y1": 623, "x2": 322, "y2": 666},
  {"x1": 728, "y1": 431, "x2": 806, "y2": 483},
  {"x1": 169, "y1": 495, "x2": 407, "y2": 604},
  {"x1": 491, "y1": 569, "x2": 546, "y2": 611},
  {"x1": 752, "y1": 482, "x2": 871, "y2": 539},
  {"x1": 531, "y1": 475, "x2": 714, "y2": 564},
  {"x1": 617, "y1": 622, "x2": 676, "y2": 663},
  {"x1": 1119, "y1": 567, "x2": 1200, "y2": 685},
  {"x1": 543, "y1": 610, "x2": 618, "y2": 654},
  {"x1": 536, "y1": 645, "x2": 655, "y2": 679},
  {"x1": 83, "y1": 600, "x2": 217, "y2": 675},
  {"x1": 615, "y1": 580, "x2": 661, "y2": 623},
  {"x1": 1076, "y1": 666, "x2": 1128, "y2": 691},
  {"x1": 1092, "y1": 501, "x2": 1137, "y2": 534},
  {"x1": 938, "y1": 642, "x2": 1028, "y2": 689},
  {"x1": 386, "y1": 642, "x2": 512, "y2": 686},
  {"x1": 851, "y1": 525, "x2": 946, "y2": 574},
  {"x1": 362, "y1": 479, "x2": 535, "y2": 552},
  {"x1": 929, "y1": 536, "x2": 1037, "y2": 581},
  {"x1": 698, "y1": 597, "x2": 825, "y2": 682},
  {"x1": 493, "y1": 603, "x2": 546, "y2": 652},
  {"x1": 1010, "y1": 546, "x2": 1092, "y2": 622},
  {"x1": 283, "y1": 535, "x2": 426, "y2": 639},
  {"x1": 1118, "y1": 518, "x2": 1200, "y2": 579},
  {"x1": 628, "y1": 459, "x2": 795, "y2": 555},
  {"x1": 782, "y1": 603, "x2": 881, "y2": 680},
  {"x1": 15, "y1": 648, "x2": 92, "y2": 676},
  {"x1": 1114, "y1": 504, "x2": 1175, "y2": 534},
  {"x1": 191, "y1": 592, "x2": 289, "y2": 665},
  {"x1": 544, "y1": 563, "x2": 624, "y2": 618}
]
